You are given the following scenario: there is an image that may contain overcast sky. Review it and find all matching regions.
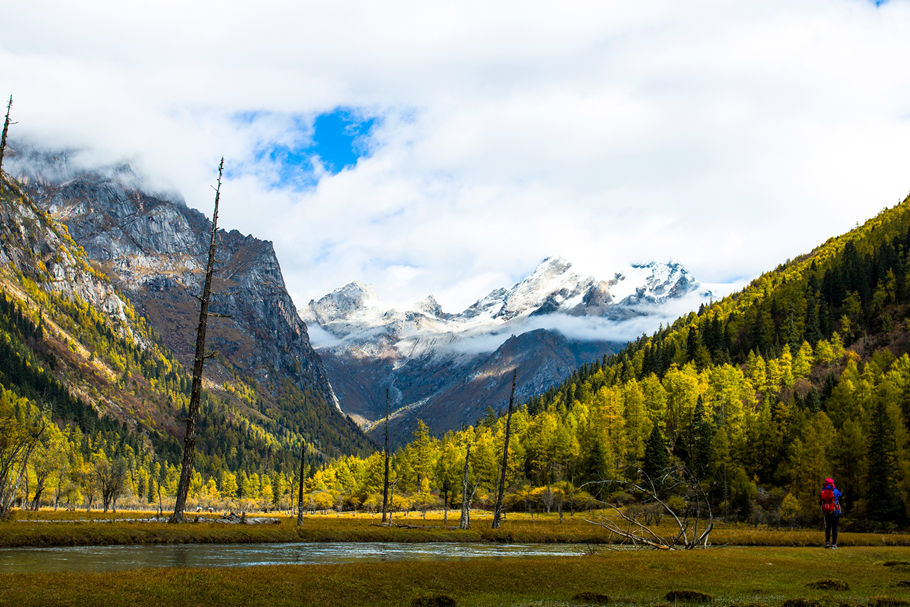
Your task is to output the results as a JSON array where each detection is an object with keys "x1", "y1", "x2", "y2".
[{"x1": 2, "y1": 0, "x2": 910, "y2": 311}]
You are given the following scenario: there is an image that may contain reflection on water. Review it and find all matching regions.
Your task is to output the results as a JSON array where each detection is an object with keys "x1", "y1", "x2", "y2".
[{"x1": 0, "y1": 542, "x2": 588, "y2": 574}]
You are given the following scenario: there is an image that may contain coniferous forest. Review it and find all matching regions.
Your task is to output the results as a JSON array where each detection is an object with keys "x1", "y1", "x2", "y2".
[
  {"x1": 306, "y1": 194, "x2": 910, "y2": 529},
  {"x1": 1, "y1": 170, "x2": 909, "y2": 530}
]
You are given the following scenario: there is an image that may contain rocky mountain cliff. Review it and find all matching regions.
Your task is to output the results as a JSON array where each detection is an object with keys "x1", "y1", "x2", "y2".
[
  {"x1": 302, "y1": 257, "x2": 716, "y2": 444},
  {"x1": 0, "y1": 171, "x2": 195, "y2": 456},
  {"x1": 6, "y1": 146, "x2": 371, "y2": 458}
]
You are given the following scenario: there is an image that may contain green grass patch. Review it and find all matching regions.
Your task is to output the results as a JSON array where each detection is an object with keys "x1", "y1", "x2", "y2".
[{"x1": 0, "y1": 546, "x2": 908, "y2": 606}]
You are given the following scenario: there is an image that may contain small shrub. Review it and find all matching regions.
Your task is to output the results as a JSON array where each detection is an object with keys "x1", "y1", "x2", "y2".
[
  {"x1": 411, "y1": 595, "x2": 456, "y2": 607},
  {"x1": 665, "y1": 590, "x2": 713, "y2": 603},
  {"x1": 782, "y1": 599, "x2": 824, "y2": 607},
  {"x1": 572, "y1": 591, "x2": 611, "y2": 604},
  {"x1": 806, "y1": 579, "x2": 850, "y2": 591},
  {"x1": 868, "y1": 598, "x2": 910, "y2": 607}
]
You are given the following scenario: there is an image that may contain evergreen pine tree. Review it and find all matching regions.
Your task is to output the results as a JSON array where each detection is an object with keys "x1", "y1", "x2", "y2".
[
  {"x1": 866, "y1": 398, "x2": 906, "y2": 524},
  {"x1": 582, "y1": 435, "x2": 609, "y2": 499},
  {"x1": 804, "y1": 293, "x2": 822, "y2": 344},
  {"x1": 642, "y1": 425, "x2": 669, "y2": 487},
  {"x1": 805, "y1": 387, "x2": 821, "y2": 414},
  {"x1": 689, "y1": 399, "x2": 714, "y2": 480}
]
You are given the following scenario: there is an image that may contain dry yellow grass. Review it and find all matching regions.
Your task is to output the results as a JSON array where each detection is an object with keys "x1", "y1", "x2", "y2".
[{"x1": 3, "y1": 508, "x2": 909, "y2": 548}]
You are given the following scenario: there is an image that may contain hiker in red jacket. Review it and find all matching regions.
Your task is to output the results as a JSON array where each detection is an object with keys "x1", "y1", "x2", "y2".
[{"x1": 819, "y1": 477, "x2": 843, "y2": 549}]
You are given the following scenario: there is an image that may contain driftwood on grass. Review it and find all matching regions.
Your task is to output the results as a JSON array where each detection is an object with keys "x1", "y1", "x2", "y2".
[{"x1": 583, "y1": 464, "x2": 714, "y2": 550}]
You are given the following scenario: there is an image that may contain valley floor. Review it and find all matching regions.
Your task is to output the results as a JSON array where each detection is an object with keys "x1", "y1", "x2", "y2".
[
  {"x1": 0, "y1": 546, "x2": 909, "y2": 606},
  {"x1": 3, "y1": 509, "x2": 910, "y2": 548}
]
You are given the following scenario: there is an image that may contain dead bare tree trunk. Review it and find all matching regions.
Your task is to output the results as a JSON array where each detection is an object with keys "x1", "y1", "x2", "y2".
[
  {"x1": 459, "y1": 444, "x2": 480, "y2": 530},
  {"x1": 491, "y1": 369, "x2": 517, "y2": 529},
  {"x1": 387, "y1": 479, "x2": 399, "y2": 525},
  {"x1": 296, "y1": 441, "x2": 306, "y2": 526},
  {"x1": 459, "y1": 444, "x2": 472, "y2": 529},
  {"x1": 0, "y1": 96, "x2": 12, "y2": 175},
  {"x1": 171, "y1": 157, "x2": 223, "y2": 523},
  {"x1": 381, "y1": 388, "x2": 391, "y2": 524},
  {"x1": 442, "y1": 480, "x2": 448, "y2": 527}
]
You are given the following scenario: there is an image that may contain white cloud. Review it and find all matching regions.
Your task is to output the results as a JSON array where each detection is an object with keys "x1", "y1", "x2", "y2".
[{"x1": 2, "y1": 0, "x2": 910, "y2": 312}]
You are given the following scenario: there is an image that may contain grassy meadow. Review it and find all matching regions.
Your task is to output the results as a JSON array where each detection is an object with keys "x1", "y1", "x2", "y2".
[
  {"x1": 3, "y1": 508, "x2": 910, "y2": 548},
  {"x1": 0, "y1": 546, "x2": 909, "y2": 606},
  {"x1": 2, "y1": 510, "x2": 910, "y2": 606}
]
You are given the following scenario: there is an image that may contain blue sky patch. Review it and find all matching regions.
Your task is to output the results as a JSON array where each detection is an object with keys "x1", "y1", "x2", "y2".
[{"x1": 233, "y1": 108, "x2": 380, "y2": 189}]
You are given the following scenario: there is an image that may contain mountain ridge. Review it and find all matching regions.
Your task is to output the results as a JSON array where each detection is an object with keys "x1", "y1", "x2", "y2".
[
  {"x1": 302, "y1": 256, "x2": 720, "y2": 443},
  {"x1": 5, "y1": 145, "x2": 373, "y2": 461}
]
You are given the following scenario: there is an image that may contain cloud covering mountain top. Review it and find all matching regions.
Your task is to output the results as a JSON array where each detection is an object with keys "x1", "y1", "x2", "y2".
[{"x1": 2, "y1": 0, "x2": 909, "y2": 312}]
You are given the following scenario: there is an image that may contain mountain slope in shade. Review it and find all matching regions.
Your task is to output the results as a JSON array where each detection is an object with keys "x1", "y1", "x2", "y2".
[
  {"x1": 302, "y1": 257, "x2": 718, "y2": 444},
  {"x1": 7, "y1": 146, "x2": 372, "y2": 458}
]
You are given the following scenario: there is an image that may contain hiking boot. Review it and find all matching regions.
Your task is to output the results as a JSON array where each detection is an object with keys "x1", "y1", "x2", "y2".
[
  {"x1": 831, "y1": 544, "x2": 838, "y2": 549},
  {"x1": 825, "y1": 543, "x2": 831, "y2": 548}
]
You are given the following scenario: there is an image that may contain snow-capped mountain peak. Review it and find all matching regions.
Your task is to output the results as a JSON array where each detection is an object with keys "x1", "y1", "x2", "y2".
[
  {"x1": 412, "y1": 295, "x2": 446, "y2": 318},
  {"x1": 606, "y1": 261, "x2": 698, "y2": 305},
  {"x1": 495, "y1": 256, "x2": 592, "y2": 320},
  {"x1": 303, "y1": 281, "x2": 384, "y2": 326},
  {"x1": 300, "y1": 256, "x2": 713, "y2": 353}
]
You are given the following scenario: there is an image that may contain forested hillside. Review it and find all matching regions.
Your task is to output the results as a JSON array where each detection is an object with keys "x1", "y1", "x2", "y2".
[
  {"x1": 306, "y1": 195, "x2": 910, "y2": 528},
  {"x1": 0, "y1": 173, "x2": 369, "y2": 514}
]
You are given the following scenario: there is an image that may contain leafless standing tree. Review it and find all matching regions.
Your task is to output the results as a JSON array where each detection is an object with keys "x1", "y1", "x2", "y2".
[
  {"x1": 387, "y1": 478, "x2": 400, "y2": 525},
  {"x1": 296, "y1": 441, "x2": 306, "y2": 526},
  {"x1": 171, "y1": 158, "x2": 224, "y2": 523},
  {"x1": 381, "y1": 388, "x2": 391, "y2": 523},
  {"x1": 441, "y1": 477, "x2": 450, "y2": 527},
  {"x1": 0, "y1": 96, "x2": 13, "y2": 175},
  {"x1": 491, "y1": 369, "x2": 517, "y2": 529},
  {"x1": 459, "y1": 443, "x2": 481, "y2": 530}
]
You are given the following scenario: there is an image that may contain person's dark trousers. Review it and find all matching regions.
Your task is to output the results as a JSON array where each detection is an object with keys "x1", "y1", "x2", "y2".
[{"x1": 824, "y1": 512, "x2": 839, "y2": 545}]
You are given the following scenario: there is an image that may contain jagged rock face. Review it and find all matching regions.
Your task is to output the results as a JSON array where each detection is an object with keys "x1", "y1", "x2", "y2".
[
  {"x1": 302, "y1": 256, "x2": 711, "y2": 444},
  {"x1": 0, "y1": 178, "x2": 138, "y2": 343},
  {"x1": 10, "y1": 149, "x2": 337, "y2": 409}
]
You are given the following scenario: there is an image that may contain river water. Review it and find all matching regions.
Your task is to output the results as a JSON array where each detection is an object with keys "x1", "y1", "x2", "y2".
[{"x1": 0, "y1": 542, "x2": 590, "y2": 574}]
